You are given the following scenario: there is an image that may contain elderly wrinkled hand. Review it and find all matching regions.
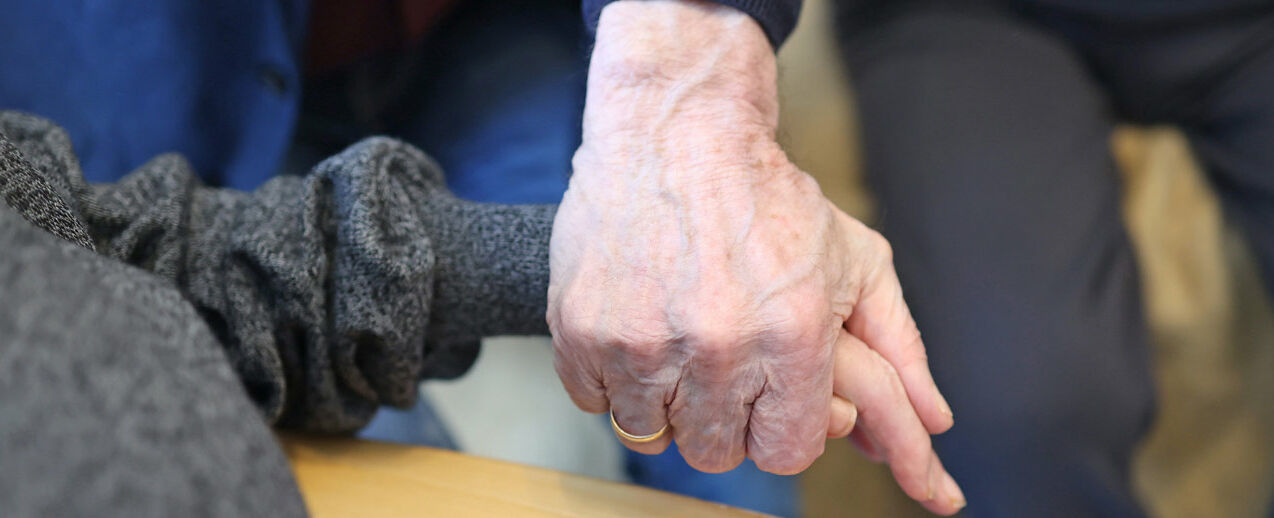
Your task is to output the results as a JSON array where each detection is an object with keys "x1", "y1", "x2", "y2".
[{"x1": 548, "y1": 0, "x2": 965, "y2": 514}]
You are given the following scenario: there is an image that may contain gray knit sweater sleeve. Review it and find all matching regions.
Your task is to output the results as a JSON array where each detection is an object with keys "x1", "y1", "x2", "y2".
[{"x1": 0, "y1": 111, "x2": 554, "y2": 433}]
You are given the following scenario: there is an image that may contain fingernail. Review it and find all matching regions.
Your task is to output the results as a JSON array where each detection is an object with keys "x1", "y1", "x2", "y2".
[
  {"x1": 840, "y1": 404, "x2": 858, "y2": 436},
  {"x1": 937, "y1": 392, "x2": 953, "y2": 418},
  {"x1": 942, "y1": 471, "x2": 966, "y2": 509}
]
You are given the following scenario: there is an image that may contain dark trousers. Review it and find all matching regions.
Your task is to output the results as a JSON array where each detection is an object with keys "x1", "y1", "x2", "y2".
[{"x1": 837, "y1": 2, "x2": 1274, "y2": 516}]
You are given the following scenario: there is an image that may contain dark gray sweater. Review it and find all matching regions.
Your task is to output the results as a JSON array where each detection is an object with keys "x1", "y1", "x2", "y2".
[{"x1": 0, "y1": 112, "x2": 555, "y2": 516}]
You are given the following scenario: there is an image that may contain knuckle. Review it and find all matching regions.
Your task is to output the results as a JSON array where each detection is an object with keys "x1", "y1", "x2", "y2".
[
  {"x1": 682, "y1": 315, "x2": 744, "y2": 361},
  {"x1": 558, "y1": 294, "x2": 596, "y2": 324},
  {"x1": 604, "y1": 333, "x2": 680, "y2": 387},
  {"x1": 785, "y1": 308, "x2": 834, "y2": 347},
  {"x1": 754, "y1": 439, "x2": 823, "y2": 475},
  {"x1": 608, "y1": 326, "x2": 668, "y2": 360},
  {"x1": 760, "y1": 293, "x2": 834, "y2": 349},
  {"x1": 784, "y1": 168, "x2": 824, "y2": 199},
  {"x1": 552, "y1": 297, "x2": 603, "y2": 344},
  {"x1": 769, "y1": 303, "x2": 812, "y2": 334},
  {"x1": 898, "y1": 331, "x2": 930, "y2": 369},
  {"x1": 866, "y1": 229, "x2": 893, "y2": 263}
]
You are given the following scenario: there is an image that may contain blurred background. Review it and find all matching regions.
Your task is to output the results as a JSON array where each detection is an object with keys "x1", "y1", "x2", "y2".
[
  {"x1": 421, "y1": 0, "x2": 1274, "y2": 516},
  {"x1": 779, "y1": 1, "x2": 1274, "y2": 516}
]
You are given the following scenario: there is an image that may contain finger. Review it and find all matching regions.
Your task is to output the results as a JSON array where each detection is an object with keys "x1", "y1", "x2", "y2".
[
  {"x1": 746, "y1": 334, "x2": 834, "y2": 475},
  {"x1": 827, "y1": 395, "x2": 857, "y2": 439},
  {"x1": 921, "y1": 454, "x2": 967, "y2": 515},
  {"x1": 667, "y1": 350, "x2": 755, "y2": 473},
  {"x1": 845, "y1": 246, "x2": 953, "y2": 435},
  {"x1": 848, "y1": 428, "x2": 884, "y2": 463},
  {"x1": 834, "y1": 330, "x2": 964, "y2": 512},
  {"x1": 550, "y1": 334, "x2": 610, "y2": 414},
  {"x1": 549, "y1": 284, "x2": 675, "y2": 455},
  {"x1": 667, "y1": 382, "x2": 752, "y2": 472},
  {"x1": 605, "y1": 366, "x2": 675, "y2": 455}
]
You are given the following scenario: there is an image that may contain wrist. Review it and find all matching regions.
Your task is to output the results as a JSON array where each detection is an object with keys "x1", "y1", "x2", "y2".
[
  {"x1": 572, "y1": 121, "x2": 800, "y2": 201},
  {"x1": 591, "y1": 1, "x2": 773, "y2": 84},
  {"x1": 586, "y1": 0, "x2": 780, "y2": 138}
]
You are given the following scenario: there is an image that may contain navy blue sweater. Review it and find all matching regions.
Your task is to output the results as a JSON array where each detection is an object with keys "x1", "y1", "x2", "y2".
[{"x1": 584, "y1": 0, "x2": 804, "y2": 49}]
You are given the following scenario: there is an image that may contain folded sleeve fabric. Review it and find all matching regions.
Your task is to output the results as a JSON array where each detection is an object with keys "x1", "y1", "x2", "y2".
[
  {"x1": 0, "y1": 111, "x2": 555, "y2": 432},
  {"x1": 581, "y1": 0, "x2": 803, "y2": 49}
]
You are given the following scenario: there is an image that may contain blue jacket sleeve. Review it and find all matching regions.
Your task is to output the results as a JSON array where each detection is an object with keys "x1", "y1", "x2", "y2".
[{"x1": 582, "y1": 0, "x2": 802, "y2": 50}]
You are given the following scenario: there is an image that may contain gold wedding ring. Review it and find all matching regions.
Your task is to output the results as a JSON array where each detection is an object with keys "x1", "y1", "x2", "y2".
[{"x1": 610, "y1": 411, "x2": 668, "y2": 443}]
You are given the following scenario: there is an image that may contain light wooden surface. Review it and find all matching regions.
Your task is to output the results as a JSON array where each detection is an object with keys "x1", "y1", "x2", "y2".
[{"x1": 279, "y1": 434, "x2": 766, "y2": 518}]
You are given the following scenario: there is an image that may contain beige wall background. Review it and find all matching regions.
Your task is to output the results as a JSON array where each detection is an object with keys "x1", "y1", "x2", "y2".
[{"x1": 776, "y1": 1, "x2": 1274, "y2": 516}]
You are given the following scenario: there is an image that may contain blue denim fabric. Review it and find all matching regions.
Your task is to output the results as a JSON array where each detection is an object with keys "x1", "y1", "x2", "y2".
[{"x1": 359, "y1": 399, "x2": 458, "y2": 450}]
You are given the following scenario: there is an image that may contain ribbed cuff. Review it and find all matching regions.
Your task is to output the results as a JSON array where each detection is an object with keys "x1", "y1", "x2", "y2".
[
  {"x1": 422, "y1": 201, "x2": 556, "y2": 379},
  {"x1": 582, "y1": 0, "x2": 802, "y2": 50}
]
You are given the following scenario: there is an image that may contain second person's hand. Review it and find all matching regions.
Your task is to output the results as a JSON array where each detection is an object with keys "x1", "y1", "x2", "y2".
[{"x1": 548, "y1": 0, "x2": 964, "y2": 513}]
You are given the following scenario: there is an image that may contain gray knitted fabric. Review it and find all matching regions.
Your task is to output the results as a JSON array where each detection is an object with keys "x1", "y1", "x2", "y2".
[{"x1": 0, "y1": 112, "x2": 555, "y2": 516}]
